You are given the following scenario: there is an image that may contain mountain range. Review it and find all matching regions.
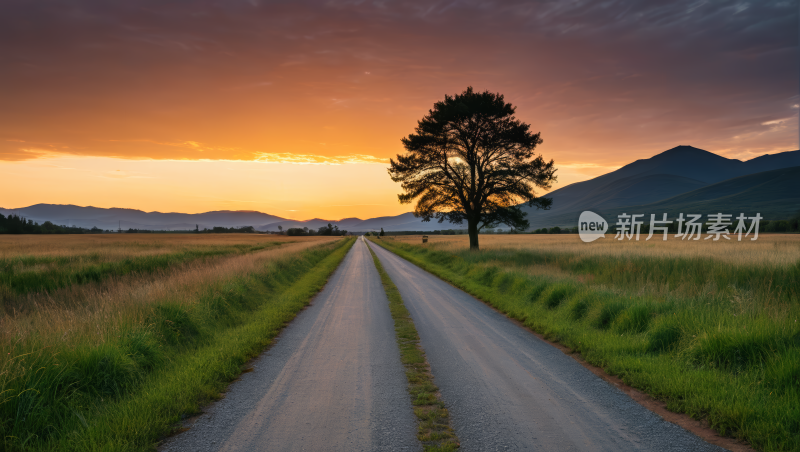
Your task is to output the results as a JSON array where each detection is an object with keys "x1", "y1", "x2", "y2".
[
  {"x1": 520, "y1": 145, "x2": 800, "y2": 228},
  {"x1": 2, "y1": 146, "x2": 798, "y2": 232}
]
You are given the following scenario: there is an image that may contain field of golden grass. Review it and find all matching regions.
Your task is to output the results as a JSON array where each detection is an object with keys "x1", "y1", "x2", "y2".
[
  {"x1": 0, "y1": 236, "x2": 340, "y2": 347},
  {"x1": 0, "y1": 234, "x2": 336, "y2": 303},
  {"x1": 389, "y1": 233, "x2": 800, "y2": 267},
  {"x1": 0, "y1": 234, "x2": 342, "y2": 360},
  {"x1": 0, "y1": 233, "x2": 324, "y2": 258}
]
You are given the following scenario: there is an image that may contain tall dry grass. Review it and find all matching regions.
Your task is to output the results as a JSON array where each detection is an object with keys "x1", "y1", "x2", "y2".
[
  {"x1": 390, "y1": 234, "x2": 800, "y2": 308},
  {"x1": 0, "y1": 234, "x2": 334, "y2": 306},
  {"x1": 0, "y1": 238, "x2": 339, "y2": 355},
  {"x1": 0, "y1": 233, "x2": 300, "y2": 259},
  {"x1": 392, "y1": 234, "x2": 800, "y2": 267}
]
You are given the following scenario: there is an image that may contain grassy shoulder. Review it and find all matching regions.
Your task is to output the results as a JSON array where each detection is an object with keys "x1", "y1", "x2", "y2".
[
  {"x1": 366, "y1": 239, "x2": 459, "y2": 452},
  {"x1": 1, "y1": 237, "x2": 355, "y2": 451},
  {"x1": 372, "y1": 239, "x2": 799, "y2": 452}
]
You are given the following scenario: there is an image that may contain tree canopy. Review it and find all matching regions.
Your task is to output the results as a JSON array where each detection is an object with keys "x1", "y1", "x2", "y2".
[{"x1": 389, "y1": 87, "x2": 557, "y2": 250}]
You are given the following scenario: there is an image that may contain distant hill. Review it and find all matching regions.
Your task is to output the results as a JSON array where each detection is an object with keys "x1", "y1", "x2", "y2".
[
  {"x1": 613, "y1": 166, "x2": 800, "y2": 220},
  {"x1": 522, "y1": 146, "x2": 800, "y2": 228},
  {"x1": 0, "y1": 204, "x2": 287, "y2": 231},
  {"x1": 0, "y1": 203, "x2": 440, "y2": 233},
  {"x1": 534, "y1": 166, "x2": 800, "y2": 228}
]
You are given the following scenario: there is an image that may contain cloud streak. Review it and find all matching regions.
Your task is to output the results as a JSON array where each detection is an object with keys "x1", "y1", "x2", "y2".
[{"x1": 0, "y1": 0, "x2": 796, "y2": 167}]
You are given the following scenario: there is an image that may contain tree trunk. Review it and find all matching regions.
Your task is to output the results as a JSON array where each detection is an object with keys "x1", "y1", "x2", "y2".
[{"x1": 468, "y1": 218, "x2": 480, "y2": 251}]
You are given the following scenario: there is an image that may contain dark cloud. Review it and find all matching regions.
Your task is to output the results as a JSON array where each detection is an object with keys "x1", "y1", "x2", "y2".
[{"x1": 0, "y1": 0, "x2": 796, "y2": 164}]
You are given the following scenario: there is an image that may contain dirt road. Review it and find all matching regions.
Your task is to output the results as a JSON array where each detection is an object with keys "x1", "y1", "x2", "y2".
[
  {"x1": 162, "y1": 236, "x2": 726, "y2": 452},
  {"x1": 368, "y1": 241, "x2": 725, "y2": 452},
  {"x1": 161, "y1": 239, "x2": 419, "y2": 452}
]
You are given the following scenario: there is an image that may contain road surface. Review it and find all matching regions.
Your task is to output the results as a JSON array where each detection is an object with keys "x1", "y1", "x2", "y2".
[
  {"x1": 368, "y1": 241, "x2": 724, "y2": 452},
  {"x1": 161, "y1": 238, "x2": 419, "y2": 452},
  {"x1": 162, "y1": 236, "x2": 725, "y2": 452}
]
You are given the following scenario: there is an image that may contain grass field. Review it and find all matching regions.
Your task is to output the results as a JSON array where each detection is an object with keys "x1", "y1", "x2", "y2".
[
  {"x1": 0, "y1": 234, "x2": 319, "y2": 311},
  {"x1": 375, "y1": 234, "x2": 800, "y2": 452},
  {"x1": 0, "y1": 234, "x2": 352, "y2": 451}
]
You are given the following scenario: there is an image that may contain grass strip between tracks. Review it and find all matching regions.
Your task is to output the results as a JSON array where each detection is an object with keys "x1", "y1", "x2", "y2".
[
  {"x1": 2, "y1": 238, "x2": 355, "y2": 452},
  {"x1": 371, "y1": 239, "x2": 800, "y2": 452},
  {"x1": 366, "y1": 240, "x2": 459, "y2": 452}
]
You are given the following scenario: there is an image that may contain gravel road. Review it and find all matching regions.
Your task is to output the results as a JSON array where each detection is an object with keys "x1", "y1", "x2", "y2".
[
  {"x1": 368, "y1": 241, "x2": 726, "y2": 452},
  {"x1": 161, "y1": 239, "x2": 419, "y2": 452}
]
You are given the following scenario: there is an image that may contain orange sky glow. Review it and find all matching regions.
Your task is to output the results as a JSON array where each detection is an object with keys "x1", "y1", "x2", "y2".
[{"x1": 1, "y1": 1, "x2": 797, "y2": 220}]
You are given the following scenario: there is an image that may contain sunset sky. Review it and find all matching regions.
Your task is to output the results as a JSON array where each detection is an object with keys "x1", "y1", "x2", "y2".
[{"x1": 1, "y1": 0, "x2": 797, "y2": 220}]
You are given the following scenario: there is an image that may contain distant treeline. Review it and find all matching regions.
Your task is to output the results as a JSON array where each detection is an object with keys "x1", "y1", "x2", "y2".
[
  {"x1": 283, "y1": 223, "x2": 348, "y2": 236},
  {"x1": 532, "y1": 226, "x2": 578, "y2": 234},
  {"x1": 0, "y1": 214, "x2": 265, "y2": 234},
  {"x1": 124, "y1": 229, "x2": 186, "y2": 233},
  {"x1": 0, "y1": 214, "x2": 95, "y2": 234},
  {"x1": 377, "y1": 229, "x2": 467, "y2": 236},
  {"x1": 199, "y1": 226, "x2": 256, "y2": 233},
  {"x1": 125, "y1": 226, "x2": 258, "y2": 233}
]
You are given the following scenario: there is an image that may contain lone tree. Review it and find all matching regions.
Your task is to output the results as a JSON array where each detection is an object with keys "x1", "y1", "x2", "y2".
[{"x1": 389, "y1": 87, "x2": 557, "y2": 250}]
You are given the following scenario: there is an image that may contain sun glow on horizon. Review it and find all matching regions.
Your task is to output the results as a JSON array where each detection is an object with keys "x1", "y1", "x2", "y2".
[
  {"x1": 0, "y1": 1, "x2": 795, "y2": 218},
  {"x1": 0, "y1": 149, "x2": 638, "y2": 219},
  {"x1": 0, "y1": 156, "x2": 405, "y2": 220}
]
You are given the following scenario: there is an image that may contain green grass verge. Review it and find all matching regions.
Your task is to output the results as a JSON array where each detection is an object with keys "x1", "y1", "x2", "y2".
[
  {"x1": 366, "y1": 240, "x2": 459, "y2": 452},
  {"x1": 372, "y1": 239, "x2": 800, "y2": 452},
  {"x1": 1, "y1": 238, "x2": 354, "y2": 451}
]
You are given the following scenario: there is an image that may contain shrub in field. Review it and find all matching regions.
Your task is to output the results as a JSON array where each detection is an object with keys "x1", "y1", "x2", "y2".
[
  {"x1": 121, "y1": 329, "x2": 165, "y2": 372},
  {"x1": 542, "y1": 283, "x2": 575, "y2": 309},
  {"x1": 152, "y1": 303, "x2": 202, "y2": 347},
  {"x1": 613, "y1": 303, "x2": 654, "y2": 334},
  {"x1": 687, "y1": 329, "x2": 793, "y2": 372},
  {"x1": 477, "y1": 266, "x2": 500, "y2": 286},
  {"x1": 494, "y1": 272, "x2": 517, "y2": 293},
  {"x1": 526, "y1": 280, "x2": 550, "y2": 303},
  {"x1": 567, "y1": 293, "x2": 592, "y2": 320},
  {"x1": 590, "y1": 300, "x2": 626, "y2": 330},
  {"x1": 647, "y1": 319, "x2": 683, "y2": 352},
  {"x1": 509, "y1": 277, "x2": 531, "y2": 297},
  {"x1": 62, "y1": 343, "x2": 143, "y2": 399}
]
